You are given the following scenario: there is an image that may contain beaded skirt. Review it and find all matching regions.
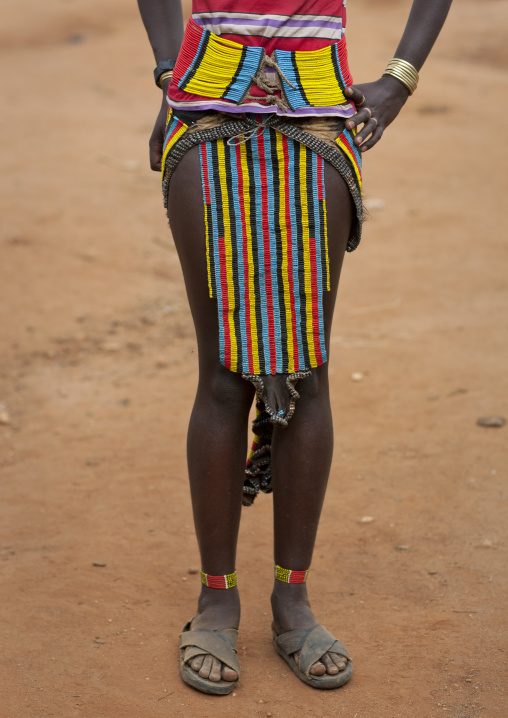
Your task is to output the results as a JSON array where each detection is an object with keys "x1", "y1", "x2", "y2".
[{"x1": 161, "y1": 108, "x2": 363, "y2": 503}]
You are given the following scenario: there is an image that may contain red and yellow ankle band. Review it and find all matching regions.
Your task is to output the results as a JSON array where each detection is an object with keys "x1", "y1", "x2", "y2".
[
  {"x1": 274, "y1": 565, "x2": 309, "y2": 583},
  {"x1": 200, "y1": 570, "x2": 237, "y2": 589}
]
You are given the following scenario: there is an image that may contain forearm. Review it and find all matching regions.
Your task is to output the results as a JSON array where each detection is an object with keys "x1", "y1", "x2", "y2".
[
  {"x1": 393, "y1": 0, "x2": 453, "y2": 71},
  {"x1": 137, "y1": 0, "x2": 184, "y2": 62}
]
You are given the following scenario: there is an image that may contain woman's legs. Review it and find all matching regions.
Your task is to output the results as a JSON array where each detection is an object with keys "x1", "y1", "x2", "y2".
[
  {"x1": 270, "y1": 159, "x2": 353, "y2": 675},
  {"x1": 168, "y1": 142, "x2": 354, "y2": 682},
  {"x1": 168, "y1": 146, "x2": 255, "y2": 682}
]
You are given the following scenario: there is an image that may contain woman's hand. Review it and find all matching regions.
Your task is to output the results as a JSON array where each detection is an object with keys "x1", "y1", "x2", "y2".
[
  {"x1": 149, "y1": 100, "x2": 167, "y2": 172},
  {"x1": 344, "y1": 75, "x2": 410, "y2": 152},
  {"x1": 149, "y1": 81, "x2": 172, "y2": 171}
]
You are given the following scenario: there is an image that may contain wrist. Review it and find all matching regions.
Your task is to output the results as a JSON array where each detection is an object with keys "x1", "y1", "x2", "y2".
[
  {"x1": 160, "y1": 77, "x2": 172, "y2": 93},
  {"x1": 378, "y1": 73, "x2": 411, "y2": 100}
]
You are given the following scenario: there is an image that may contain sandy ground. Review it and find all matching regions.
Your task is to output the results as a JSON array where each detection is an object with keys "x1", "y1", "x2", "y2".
[{"x1": 1, "y1": 0, "x2": 507, "y2": 716}]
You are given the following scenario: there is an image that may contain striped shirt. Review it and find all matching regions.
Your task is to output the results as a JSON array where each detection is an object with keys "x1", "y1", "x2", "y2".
[{"x1": 192, "y1": 0, "x2": 347, "y2": 53}]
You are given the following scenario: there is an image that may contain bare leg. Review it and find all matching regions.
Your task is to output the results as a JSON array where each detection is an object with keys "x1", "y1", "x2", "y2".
[
  {"x1": 271, "y1": 160, "x2": 353, "y2": 676},
  {"x1": 168, "y1": 146, "x2": 255, "y2": 683}
]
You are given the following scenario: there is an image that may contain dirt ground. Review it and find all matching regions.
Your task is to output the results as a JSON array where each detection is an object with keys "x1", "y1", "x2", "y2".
[{"x1": 1, "y1": 0, "x2": 507, "y2": 716}]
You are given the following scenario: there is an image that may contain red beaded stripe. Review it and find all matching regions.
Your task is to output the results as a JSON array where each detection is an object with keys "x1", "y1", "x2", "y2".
[
  {"x1": 282, "y1": 134, "x2": 299, "y2": 369},
  {"x1": 257, "y1": 137, "x2": 277, "y2": 373},
  {"x1": 201, "y1": 570, "x2": 237, "y2": 589},
  {"x1": 234, "y1": 141, "x2": 254, "y2": 374},
  {"x1": 274, "y1": 565, "x2": 309, "y2": 583}
]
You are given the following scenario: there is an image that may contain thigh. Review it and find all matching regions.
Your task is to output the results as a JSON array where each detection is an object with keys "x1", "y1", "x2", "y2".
[
  {"x1": 321, "y1": 159, "x2": 354, "y2": 350},
  {"x1": 167, "y1": 145, "x2": 221, "y2": 370}
]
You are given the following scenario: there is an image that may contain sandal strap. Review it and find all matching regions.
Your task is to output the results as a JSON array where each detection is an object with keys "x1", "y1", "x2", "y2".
[
  {"x1": 275, "y1": 625, "x2": 350, "y2": 679},
  {"x1": 180, "y1": 627, "x2": 241, "y2": 674}
]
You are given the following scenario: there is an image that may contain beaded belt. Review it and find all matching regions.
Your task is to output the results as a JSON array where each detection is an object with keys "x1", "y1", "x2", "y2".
[{"x1": 171, "y1": 19, "x2": 354, "y2": 113}]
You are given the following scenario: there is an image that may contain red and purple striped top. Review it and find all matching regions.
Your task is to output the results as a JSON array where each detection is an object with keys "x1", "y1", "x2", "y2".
[{"x1": 166, "y1": 0, "x2": 355, "y2": 117}]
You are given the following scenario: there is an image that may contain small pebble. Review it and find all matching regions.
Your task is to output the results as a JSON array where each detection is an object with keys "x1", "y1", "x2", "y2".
[
  {"x1": 364, "y1": 197, "x2": 385, "y2": 210},
  {"x1": 359, "y1": 516, "x2": 374, "y2": 523},
  {"x1": 0, "y1": 405, "x2": 11, "y2": 425},
  {"x1": 101, "y1": 341, "x2": 120, "y2": 352},
  {"x1": 477, "y1": 416, "x2": 505, "y2": 428},
  {"x1": 477, "y1": 539, "x2": 496, "y2": 549},
  {"x1": 92, "y1": 562, "x2": 107, "y2": 568},
  {"x1": 188, "y1": 567, "x2": 199, "y2": 575},
  {"x1": 351, "y1": 372, "x2": 364, "y2": 382},
  {"x1": 396, "y1": 545, "x2": 410, "y2": 551}
]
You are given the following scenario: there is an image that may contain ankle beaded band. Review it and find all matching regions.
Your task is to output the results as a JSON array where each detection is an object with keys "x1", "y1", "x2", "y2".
[
  {"x1": 275, "y1": 565, "x2": 309, "y2": 583},
  {"x1": 200, "y1": 570, "x2": 237, "y2": 589}
]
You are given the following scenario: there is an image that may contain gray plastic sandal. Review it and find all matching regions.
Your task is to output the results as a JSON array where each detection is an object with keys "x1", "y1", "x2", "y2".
[
  {"x1": 272, "y1": 624, "x2": 353, "y2": 689},
  {"x1": 179, "y1": 619, "x2": 240, "y2": 695}
]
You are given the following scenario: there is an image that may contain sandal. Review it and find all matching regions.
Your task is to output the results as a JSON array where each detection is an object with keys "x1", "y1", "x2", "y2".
[
  {"x1": 179, "y1": 618, "x2": 240, "y2": 695},
  {"x1": 272, "y1": 623, "x2": 353, "y2": 689}
]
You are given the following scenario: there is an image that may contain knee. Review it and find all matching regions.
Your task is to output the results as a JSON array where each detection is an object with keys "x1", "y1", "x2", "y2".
[
  {"x1": 198, "y1": 366, "x2": 254, "y2": 414},
  {"x1": 297, "y1": 365, "x2": 330, "y2": 402}
]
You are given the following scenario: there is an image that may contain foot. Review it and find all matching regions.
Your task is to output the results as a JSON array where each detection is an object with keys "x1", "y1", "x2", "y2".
[
  {"x1": 271, "y1": 581, "x2": 347, "y2": 676},
  {"x1": 188, "y1": 586, "x2": 240, "y2": 683}
]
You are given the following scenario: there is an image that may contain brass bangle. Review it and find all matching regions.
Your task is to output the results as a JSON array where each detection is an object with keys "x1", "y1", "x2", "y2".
[
  {"x1": 157, "y1": 70, "x2": 174, "y2": 88},
  {"x1": 382, "y1": 58, "x2": 419, "y2": 95}
]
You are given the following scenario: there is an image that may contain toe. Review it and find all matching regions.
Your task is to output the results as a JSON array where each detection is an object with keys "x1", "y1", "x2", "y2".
[
  {"x1": 309, "y1": 660, "x2": 326, "y2": 676},
  {"x1": 190, "y1": 656, "x2": 204, "y2": 673},
  {"x1": 222, "y1": 665, "x2": 238, "y2": 682},
  {"x1": 321, "y1": 653, "x2": 339, "y2": 675},
  {"x1": 198, "y1": 654, "x2": 213, "y2": 678},
  {"x1": 330, "y1": 653, "x2": 347, "y2": 671},
  {"x1": 208, "y1": 658, "x2": 222, "y2": 682}
]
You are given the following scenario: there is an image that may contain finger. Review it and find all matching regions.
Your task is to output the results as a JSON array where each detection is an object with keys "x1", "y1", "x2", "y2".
[
  {"x1": 354, "y1": 118, "x2": 379, "y2": 145},
  {"x1": 330, "y1": 653, "x2": 347, "y2": 671},
  {"x1": 359, "y1": 125, "x2": 384, "y2": 152},
  {"x1": 198, "y1": 654, "x2": 213, "y2": 678},
  {"x1": 321, "y1": 653, "x2": 339, "y2": 675},
  {"x1": 345, "y1": 107, "x2": 372, "y2": 131},
  {"x1": 345, "y1": 85, "x2": 365, "y2": 106}
]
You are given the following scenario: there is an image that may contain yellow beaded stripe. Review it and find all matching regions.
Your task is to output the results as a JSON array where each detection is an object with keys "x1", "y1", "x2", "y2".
[
  {"x1": 161, "y1": 109, "x2": 188, "y2": 179},
  {"x1": 275, "y1": 565, "x2": 309, "y2": 583},
  {"x1": 294, "y1": 46, "x2": 347, "y2": 106},
  {"x1": 200, "y1": 570, "x2": 237, "y2": 589}
]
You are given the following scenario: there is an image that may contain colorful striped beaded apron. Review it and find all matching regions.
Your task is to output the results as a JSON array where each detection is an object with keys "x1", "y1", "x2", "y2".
[{"x1": 200, "y1": 123, "x2": 329, "y2": 376}]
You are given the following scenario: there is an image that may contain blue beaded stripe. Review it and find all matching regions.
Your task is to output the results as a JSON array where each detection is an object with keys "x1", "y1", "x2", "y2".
[
  {"x1": 244, "y1": 138, "x2": 267, "y2": 374},
  {"x1": 204, "y1": 142, "x2": 226, "y2": 363},
  {"x1": 273, "y1": 49, "x2": 306, "y2": 111},
  {"x1": 311, "y1": 151, "x2": 327, "y2": 364},
  {"x1": 223, "y1": 46, "x2": 264, "y2": 103},
  {"x1": 287, "y1": 138, "x2": 305, "y2": 367},
  {"x1": 227, "y1": 142, "x2": 250, "y2": 372},
  {"x1": 162, "y1": 114, "x2": 185, "y2": 155},
  {"x1": 250, "y1": 135, "x2": 271, "y2": 373},
  {"x1": 262, "y1": 129, "x2": 283, "y2": 374},
  {"x1": 331, "y1": 44, "x2": 348, "y2": 92},
  {"x1": 178, "y1": 31, "x2": 210, "y2": 89},
  {"x1": 342, "y1": 128, "x2": 362, "y2": 169}
]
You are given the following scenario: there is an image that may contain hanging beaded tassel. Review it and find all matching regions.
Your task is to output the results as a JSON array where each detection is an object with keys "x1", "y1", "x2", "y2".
[
  {"x1": 274, "y1": 565, "x2": 309, "y2": 583},
  {"x1": 200, "y1": 570, "x2": 237, "y2": 589}
]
